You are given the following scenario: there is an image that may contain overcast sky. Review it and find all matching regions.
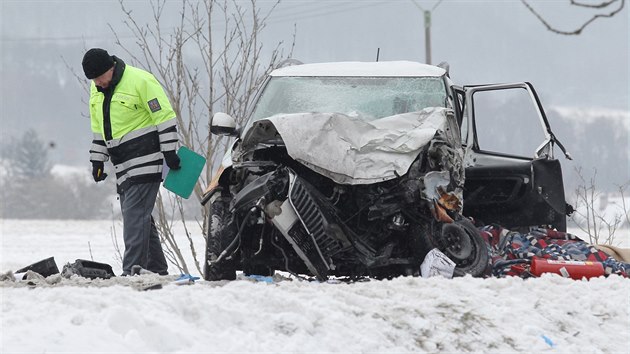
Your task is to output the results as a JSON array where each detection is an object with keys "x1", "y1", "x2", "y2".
[
  {"x1": 2, "y1": 0, "x2": 628, "y2": 105},
  {"x1": 0, "y1": 0, "x2": 628, "y2": 166}
]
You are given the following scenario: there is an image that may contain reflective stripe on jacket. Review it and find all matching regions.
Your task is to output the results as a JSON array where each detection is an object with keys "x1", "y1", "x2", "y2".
[{"x1": 88, "y1": 57, "x2": 178, "y2": 193}]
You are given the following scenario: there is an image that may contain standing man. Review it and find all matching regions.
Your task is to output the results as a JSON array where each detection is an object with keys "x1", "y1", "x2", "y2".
[{"x1": 82, "y1": 48, "x2": 180, "y2": 276}]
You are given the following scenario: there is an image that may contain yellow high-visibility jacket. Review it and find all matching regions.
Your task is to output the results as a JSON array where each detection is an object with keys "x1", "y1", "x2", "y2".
[{"x1": 88, "y1": 57, "x2": 178, "y2": 193}]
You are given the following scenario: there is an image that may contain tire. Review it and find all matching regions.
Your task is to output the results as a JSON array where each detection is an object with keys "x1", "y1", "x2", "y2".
[
  {"x1": 203, "y1": 190, "x2": 237, "y2": 281},
  {"x1": 441, "y1": 219, "x2": 489, "y2": 277}
]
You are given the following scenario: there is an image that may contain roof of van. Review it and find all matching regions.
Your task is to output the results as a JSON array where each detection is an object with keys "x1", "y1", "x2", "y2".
[{"x1": 270, "y1": 61, "x2": 446, "y2": 77}]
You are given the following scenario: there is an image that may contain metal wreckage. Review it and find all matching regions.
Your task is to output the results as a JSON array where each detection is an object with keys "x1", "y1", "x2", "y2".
[{"x1": 201, "y1": 61, "x2": 573, "y2": 282}]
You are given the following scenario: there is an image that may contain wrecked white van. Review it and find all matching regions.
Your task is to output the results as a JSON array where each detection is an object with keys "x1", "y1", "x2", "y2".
[{"x1": 202, "y1": 61, "x2": 572, "y2": 281}]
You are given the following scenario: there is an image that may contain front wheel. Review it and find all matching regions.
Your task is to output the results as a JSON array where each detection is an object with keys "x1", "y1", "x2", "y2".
[
  {"x1": 439, "y1": 219, "x2": 489, "y2": 277},
  {"x1": 203, "y1": 190, "x2": 237, "y2": 281}
]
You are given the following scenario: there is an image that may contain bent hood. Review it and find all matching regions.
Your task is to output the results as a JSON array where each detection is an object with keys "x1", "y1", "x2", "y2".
[{"x1": 242, "y1": 107, "x2": 459, "y2": 185}]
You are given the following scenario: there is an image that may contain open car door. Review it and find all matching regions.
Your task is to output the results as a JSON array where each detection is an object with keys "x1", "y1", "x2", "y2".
[{"x1": 454, "y1": 82, "x2": 572, "y2": 231}]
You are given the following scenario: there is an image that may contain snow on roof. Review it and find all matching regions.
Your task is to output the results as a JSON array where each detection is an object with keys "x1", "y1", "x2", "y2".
[{"x1": 270, "y1": 61, "x2": 446, "y2": 77}]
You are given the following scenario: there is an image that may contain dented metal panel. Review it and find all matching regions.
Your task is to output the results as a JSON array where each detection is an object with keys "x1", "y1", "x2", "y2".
[{"x1": 242, "y1": 107, "x2": 462, "y2": 185}]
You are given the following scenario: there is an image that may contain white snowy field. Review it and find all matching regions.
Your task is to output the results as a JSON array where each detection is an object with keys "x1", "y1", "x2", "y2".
[{"x1": 1, "y1": 219, "x2": 629, "y2": 353}]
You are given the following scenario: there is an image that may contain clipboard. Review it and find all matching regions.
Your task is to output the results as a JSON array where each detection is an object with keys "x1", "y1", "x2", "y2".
[{"x1": 163, "y1": 146, "x2": 206, "y2": 199}]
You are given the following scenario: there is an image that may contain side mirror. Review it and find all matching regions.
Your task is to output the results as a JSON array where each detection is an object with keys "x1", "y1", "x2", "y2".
[{"x1": 210, "y1": 112, "x2": 237, "y2": 136}]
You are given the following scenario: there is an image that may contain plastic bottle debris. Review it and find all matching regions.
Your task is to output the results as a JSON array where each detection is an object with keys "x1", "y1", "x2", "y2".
[{"x1": 541, "y1": 334, "x2": 555, "y2": 347}]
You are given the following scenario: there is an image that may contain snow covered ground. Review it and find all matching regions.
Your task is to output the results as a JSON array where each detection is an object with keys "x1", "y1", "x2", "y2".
[{"x1": 1, "y1": 219, "x2": 629, "y2": 353}]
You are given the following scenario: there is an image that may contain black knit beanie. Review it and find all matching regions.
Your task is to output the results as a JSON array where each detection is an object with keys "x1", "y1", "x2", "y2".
[{"x1": 82, "y1": 48, "x2": 115, "y2": 79}]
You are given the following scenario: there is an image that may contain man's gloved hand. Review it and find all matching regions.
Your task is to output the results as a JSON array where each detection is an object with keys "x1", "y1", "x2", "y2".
[
  {"x1": 164, "y1": 150, "x2": 181, "y2": 170},
  {"x1": 91, "y1": 161, "x2": 107, "y2": 182}
]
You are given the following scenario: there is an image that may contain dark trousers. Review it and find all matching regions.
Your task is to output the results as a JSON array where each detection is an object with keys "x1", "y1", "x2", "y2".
[{"x1": 119, "y1": 182, "x2": 168, "y2": 275}]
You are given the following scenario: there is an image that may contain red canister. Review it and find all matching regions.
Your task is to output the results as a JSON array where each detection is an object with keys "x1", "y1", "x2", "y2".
[{"x1": 530, "y1": 257, "x2": 605, "y2": 279}]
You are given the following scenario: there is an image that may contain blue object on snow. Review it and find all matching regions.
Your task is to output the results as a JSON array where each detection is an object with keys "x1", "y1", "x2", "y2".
[
  {"x1": 176, "y1": 274, "x2": 200, "y2": 281},
  {"x1": 541, "y1": 335, "x2": 554, "y2": 347},
  {"x1": 247, "y1": 275, "x2": 274, "y2": 283},
  {"x1": 174, "y1": 274, "x2": 200, "y2": 285}
]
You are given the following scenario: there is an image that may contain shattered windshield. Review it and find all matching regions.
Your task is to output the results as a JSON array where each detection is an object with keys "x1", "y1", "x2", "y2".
[{"x1": 250, "y1": 76, "x2": 447, "y2": 122}]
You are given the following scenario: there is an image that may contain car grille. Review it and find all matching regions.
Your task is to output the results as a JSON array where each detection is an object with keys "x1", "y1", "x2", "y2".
[{"x1": 290, "y1": 178, "x2": 343, "y2": 256}]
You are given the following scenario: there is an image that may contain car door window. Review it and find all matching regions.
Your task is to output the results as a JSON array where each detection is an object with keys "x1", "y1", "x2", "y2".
[{"x1": 472, "y1": 87, "x2": 546, "y2": 158}]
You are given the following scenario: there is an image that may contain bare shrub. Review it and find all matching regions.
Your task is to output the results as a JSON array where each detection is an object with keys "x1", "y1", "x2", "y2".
[{"x1": 570, "y1": 167, "x2": 630, "y2": 245}]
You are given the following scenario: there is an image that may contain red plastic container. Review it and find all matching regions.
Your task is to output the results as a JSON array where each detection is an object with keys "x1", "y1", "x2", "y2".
[{"x1": 530, "y1": 257, "x2": 605, "y2": 279}]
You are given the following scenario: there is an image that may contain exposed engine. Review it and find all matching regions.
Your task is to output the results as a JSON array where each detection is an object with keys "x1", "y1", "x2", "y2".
[{"x1": 203, "y1": 110, "x2": 488, "y2": 281}]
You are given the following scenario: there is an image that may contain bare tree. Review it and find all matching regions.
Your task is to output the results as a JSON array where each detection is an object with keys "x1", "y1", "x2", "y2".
[
  {"x1": 570, "y1": 167, "x2": 630, "y2": 245},
  {"x1": 521, "y1": 0, "x2": 626, "y2": 35},
  {"x1": 109, "y1": 0, "x2": 294, "y2": 274}
]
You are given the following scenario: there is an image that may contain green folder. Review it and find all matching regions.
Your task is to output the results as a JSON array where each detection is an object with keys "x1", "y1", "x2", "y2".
[{"x1": 163, "y1": 146, "x2": 206, "y2": 199}]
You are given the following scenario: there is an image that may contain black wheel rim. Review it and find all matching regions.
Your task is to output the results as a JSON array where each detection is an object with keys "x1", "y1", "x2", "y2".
[{"x1": 441, "y1": 223, "x2": 473, "y2": 262}]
